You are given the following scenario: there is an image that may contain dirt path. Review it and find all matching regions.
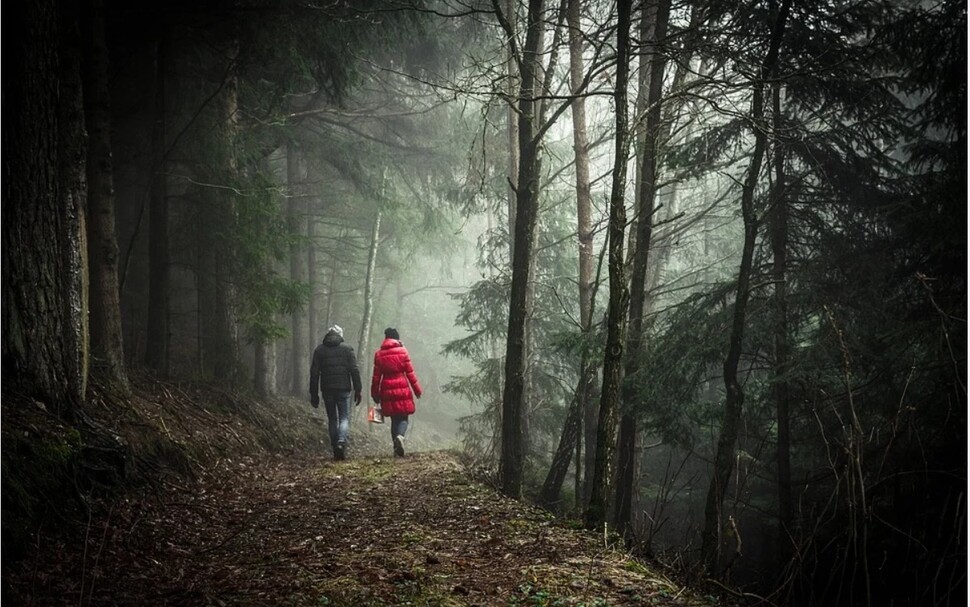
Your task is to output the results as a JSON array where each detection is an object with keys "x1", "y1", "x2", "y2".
[{"x1": 9, "y1": 451, "x2": 705, "y2": 606}]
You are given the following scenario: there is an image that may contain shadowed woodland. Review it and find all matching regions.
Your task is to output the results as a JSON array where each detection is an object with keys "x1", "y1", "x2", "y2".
[{"x1": 2, "y1": 0, "x2": 966, "y2": 605}]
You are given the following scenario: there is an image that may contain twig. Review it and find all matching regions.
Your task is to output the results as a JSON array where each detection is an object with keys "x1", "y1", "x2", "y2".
[
  {"x1": 86, "y1": 504, "x2": 115, "y2": 605},
  {"x1": 78, "y1": 507, "x2": 93, "y2": 607}
]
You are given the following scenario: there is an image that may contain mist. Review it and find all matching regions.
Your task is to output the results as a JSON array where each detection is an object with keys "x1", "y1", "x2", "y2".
[{"x1": 3, "y1": 1, "x2": 964, "y2": 606}]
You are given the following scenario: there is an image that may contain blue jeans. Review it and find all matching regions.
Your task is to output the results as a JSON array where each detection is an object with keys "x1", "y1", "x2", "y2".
[
  {"x1": 322, "y1": 390, "x2": 351, "y2": 448},
  {"x1": 390, "y1": 415, "x2": 409, "y2": 440}
]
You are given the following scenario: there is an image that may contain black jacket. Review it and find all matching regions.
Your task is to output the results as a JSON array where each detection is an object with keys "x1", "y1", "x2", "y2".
[{"x1": 309, "y1": 332, "x2": 363, "y2": 396}]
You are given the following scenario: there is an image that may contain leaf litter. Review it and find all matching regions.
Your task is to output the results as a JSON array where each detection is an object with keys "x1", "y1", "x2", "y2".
[{"x1": 7, "y1": 450, "x2": 715, "y2": 606}]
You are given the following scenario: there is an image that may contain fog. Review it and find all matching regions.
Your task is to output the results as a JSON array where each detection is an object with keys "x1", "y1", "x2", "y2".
[{"x1": 5, "y1": 2, "x2": 963, "y2": 605}]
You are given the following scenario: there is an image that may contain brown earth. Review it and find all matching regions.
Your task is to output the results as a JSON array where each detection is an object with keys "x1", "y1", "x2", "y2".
[{"x1": 3, "y1": 377, "x2": 716, "y2": 606}]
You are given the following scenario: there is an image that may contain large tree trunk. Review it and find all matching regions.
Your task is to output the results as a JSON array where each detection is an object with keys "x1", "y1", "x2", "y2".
[
  {"x1": 585, "y1": 0, "x2": 633, "y2": 530},
  {"x1": 498, "y1": 0, "x2": 545, "y2": 499},
  {"x1": 287, "y1": 142, "x2": 306, "y2": 395},
  {"x1": 539, "y1": 0, "x2": 596, "y2": 510},
  {"x1": 700, "y1": 0, "x2": 792, "y2": 573},
  {"x1": 614, "y1": 0, "x2": 671, "y2": 538},
  {"x1": 145, "y1": 28, "x2": 170, "y2": 375},
  {"x1": 3, "y1": 0, "x2": 88, "y2": 412},
  {"x1": 81, "y1": 0, "x2": 128, "y2": 391}
]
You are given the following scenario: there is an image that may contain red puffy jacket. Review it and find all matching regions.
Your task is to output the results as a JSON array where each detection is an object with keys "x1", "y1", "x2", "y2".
[{"x1": 371, "y1": 338, "x2": 422, "y2": 416}]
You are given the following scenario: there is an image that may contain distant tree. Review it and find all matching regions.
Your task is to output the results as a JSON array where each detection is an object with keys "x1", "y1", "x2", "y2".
[
  {"x1": 196, "y1": 30, "x2": 241, "y2": 381},
  {"x1": 144, "y1": 24, "x2": 171, "y2": 376},
  {"x1": 81, "y1": 0, "x2": 129, "y2": 391},
  {"x1": 287, "y1": 142, "x2": 307, "y2": 395}
]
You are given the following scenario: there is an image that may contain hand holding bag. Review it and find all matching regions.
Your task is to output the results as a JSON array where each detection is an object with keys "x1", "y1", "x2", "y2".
[{"x1": 368, "y1": 405, "x2": 384, "y2": 423}]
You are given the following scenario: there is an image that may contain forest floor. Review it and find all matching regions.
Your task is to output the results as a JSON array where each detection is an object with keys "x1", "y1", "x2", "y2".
[{"x1": 3, "y1": 377, "x2": 719, "y2": 606}]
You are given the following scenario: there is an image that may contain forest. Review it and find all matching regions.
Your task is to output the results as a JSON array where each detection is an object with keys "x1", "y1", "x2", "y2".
[{"x1": 2, "y1": 0, "x2": 966, "y2": 605}]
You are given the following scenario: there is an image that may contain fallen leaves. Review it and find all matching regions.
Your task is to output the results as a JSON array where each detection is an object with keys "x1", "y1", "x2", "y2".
[{"x1": 7, "y1": 451, "x2": 710, "y2": 606}]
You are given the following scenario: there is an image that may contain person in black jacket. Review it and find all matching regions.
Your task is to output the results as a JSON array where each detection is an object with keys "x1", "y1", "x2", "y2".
[{"x1": 309, "y1": 325, "x2": 362, "y2": 460}]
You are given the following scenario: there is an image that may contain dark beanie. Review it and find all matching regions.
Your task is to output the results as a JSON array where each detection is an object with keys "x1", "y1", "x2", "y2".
[{"x1": 384, "y1": 327, "x2": 400, "y2": 340}]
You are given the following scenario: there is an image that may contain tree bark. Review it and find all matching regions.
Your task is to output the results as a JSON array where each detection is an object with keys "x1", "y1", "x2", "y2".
[
  {"x1": 145, "y1": 28, "x2": 170, "y2": 375},
  {"x1": 2, "y1": 0, "x2": 88, "y2": 412},
  {"x1": 358, "y1": 209, "x2": 382, "y2": 385},
  {"x1": 614, "y1": 0, "x2": 671, "y2": 538},
  {"x1": 770, "y1": 75, "x2": 793, "y2": 565},
  {"x1": 197, "y1": 34, "x2": 240, "y2": 381},
  {"x1": 287, "y1": 142, "x2": 306, "y2": 394},
  {"x1": 498, "y1": 0, "x2": 545, "y2": 499},
  {"x1": 700, "y1": 0, "x2": 792, "y2": 573},
  {"x1": 501, "y1": 0, "x2": 520, "y2": 468},
  {"x1": 539, "y1": 0, "x2": 596, "y2": 510},
  {"x1": 81, "y1": 0, "x2": 128, "y2": 390},
  {"x1": 254, "y1": 340, "x2": 275, "y2": 398},
  {"x1": 585, "y1": 0, "x2": 633, "y2": 530},
  {"x1": 307, "y1": 213, "x2": 318, "y2": 347},
  {"x1": 505, "y1": 0, "x2": 520, "y2": 257}
]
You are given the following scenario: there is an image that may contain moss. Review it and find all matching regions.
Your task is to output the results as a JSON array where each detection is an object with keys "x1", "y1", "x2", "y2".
[{"x1": 622, "y1": 558, "x2": 651, "y2": 575}]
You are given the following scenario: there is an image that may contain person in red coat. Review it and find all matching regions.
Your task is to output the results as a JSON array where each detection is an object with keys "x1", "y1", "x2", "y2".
[{"x1": 371, "y1": 327, "x2": 422, "y2": 457}]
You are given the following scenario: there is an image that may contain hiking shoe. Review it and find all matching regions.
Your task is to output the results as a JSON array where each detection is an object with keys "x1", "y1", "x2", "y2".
[
  {"x1": 393, "y1": 435, "x2": 405, "y2": 458},
  {"x1": 334, "y1": 442, "x2": 346, "y2": 461}
]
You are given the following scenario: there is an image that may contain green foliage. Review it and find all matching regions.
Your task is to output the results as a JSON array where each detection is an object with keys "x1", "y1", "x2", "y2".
[
  {"x1": 625, "y1": 284, "x2": 735, "y2": 447},
  {"x1": 620, "y1": 1, "x2": 966, "y2": 603},
  {"x1": 232, "y1": 171, "x2": 310, "y2": 345}
]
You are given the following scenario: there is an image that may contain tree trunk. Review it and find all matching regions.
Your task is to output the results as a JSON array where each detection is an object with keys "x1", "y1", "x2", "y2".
[
  {"x1": 2, "y1": 0, "x2": 88, "y2": 412},
  {"x1": 540, "y1": 0, "x2": 596, "y2": 510},
  {"x1": 307, "y1": 213, "x2": 318, "y2": 346},
  {"x1": 500, "y1": 0, "x2": 520, "y2": 464},
  {"x1": 498, "y1": 0, "x2": 545, "y2": 499},
  {"x1": 197, "y1": 36, "x2": 240, "y2": 381},
  {"x1": 287, "y1": 142, "x2": 306, "y2": 395},
  {"x1": 81, "y1": 0, "x2": 128, "y2": 391},
  {"x1": 358, "y1": 210, "x2": 382, "y2": 385},
  {"x1": 700, "y1": 0, "x2": 791, "y2": 573},
  {"x1": 585, "y1": 0, "x2": 633, "y2": 530},
  {"x1": 614, "y1": 0, "x2": 671, "y2": 538},
  {"x1": 505, "y1": 0, "x2": 519, "y2": 257},
  {"x1": 145, "y1": 28, "x2": 170, "y2": 376},
  {"x1": 254, "y1": 340, "x2": 275, "y2": 398},
  {"x1": 770, "y1": 77, "x2": 794, "y2": 565},
  {"x1": 325, "y1": 253, "x2": 338, "y2": 329}
]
